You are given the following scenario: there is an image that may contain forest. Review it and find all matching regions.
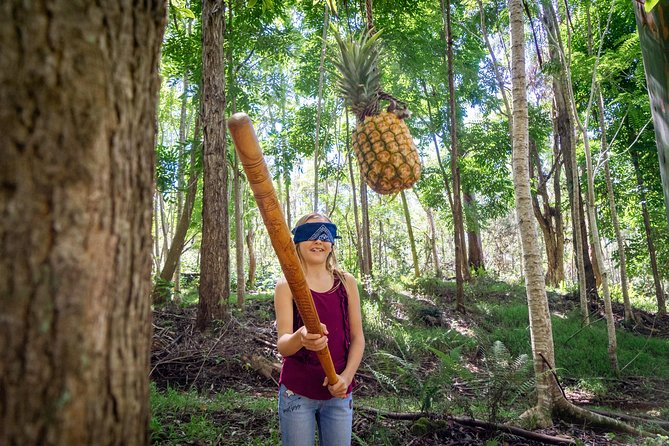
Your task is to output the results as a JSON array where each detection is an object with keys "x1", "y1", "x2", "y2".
[{"x1": 2, "y1": 0, "x2": 669, "y2": 445}]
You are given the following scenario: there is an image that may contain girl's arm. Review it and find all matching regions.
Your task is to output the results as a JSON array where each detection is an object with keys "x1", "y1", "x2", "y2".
[{"x1": 275, "y1": 278, "x2": 328, "y2": 357}]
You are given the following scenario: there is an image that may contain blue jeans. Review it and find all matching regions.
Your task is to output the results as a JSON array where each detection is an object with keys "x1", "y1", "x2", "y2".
[{"x1": 278, "y1": 384, "x2": 353, "y2": 446}]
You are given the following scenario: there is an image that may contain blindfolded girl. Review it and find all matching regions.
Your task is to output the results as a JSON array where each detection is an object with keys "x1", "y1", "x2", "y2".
[{"x1": 274, "y1": 213, "x2": 365, "y2": 446}]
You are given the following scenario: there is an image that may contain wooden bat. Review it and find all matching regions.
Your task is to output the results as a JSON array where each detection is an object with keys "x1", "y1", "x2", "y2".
[{"x1": 227, "y1": 112, "x2": 339, "y2": 386}]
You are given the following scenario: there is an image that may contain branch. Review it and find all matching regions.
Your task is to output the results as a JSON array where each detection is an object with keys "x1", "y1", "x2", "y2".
[{"x1": 357, "y1": 406, "x2": 577, "y2": 445}]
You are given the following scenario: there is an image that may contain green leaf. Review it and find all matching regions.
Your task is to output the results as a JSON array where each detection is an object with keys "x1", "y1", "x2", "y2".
[
  {"x1": 645, "y1": 0, "x2": 660, "y2": 13},
  {"x1": 248, "y1": 0, "x2": 257, "y2": 8}
]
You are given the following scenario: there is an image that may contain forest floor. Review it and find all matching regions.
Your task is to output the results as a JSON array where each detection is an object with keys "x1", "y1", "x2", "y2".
[{"x1": 150, "y1": 285, "x2": 669, "y2": 446}]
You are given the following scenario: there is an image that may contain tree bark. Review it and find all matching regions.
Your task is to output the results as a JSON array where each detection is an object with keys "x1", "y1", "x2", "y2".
[
  {"x1": 0, "y1": 2, "x2": 165, "y2": 444},
  {"x1": 198, "y1": 0, "x2": 230, "y2": 330},
  {"x1": 634, "y1": 0, "x2": 669, "y2": 227}
]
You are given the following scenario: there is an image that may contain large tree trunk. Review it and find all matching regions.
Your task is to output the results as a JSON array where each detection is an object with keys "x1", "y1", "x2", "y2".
[
  {"x1": 443, "y1": 0, "x2": 466, "y2": 313},
  {"x1": 634, "y1": 0, "x2": 669, "y2": 226},
  {"x1": 198, "y1": 0, "x2": 230, "y2": 330},
  {"x1": 0, "y1": 2, "x2": 165, "y2": 444}
]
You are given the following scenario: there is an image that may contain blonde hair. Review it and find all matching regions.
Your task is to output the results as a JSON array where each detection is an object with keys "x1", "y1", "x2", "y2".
[{"x1": 294, "y1": 213, "x2": 347, "y2": 287}]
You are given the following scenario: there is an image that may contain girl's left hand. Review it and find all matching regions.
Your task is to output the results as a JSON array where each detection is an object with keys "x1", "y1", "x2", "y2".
[{"x1": 322, "y1": 374, "x2": 349, "y2": 399}]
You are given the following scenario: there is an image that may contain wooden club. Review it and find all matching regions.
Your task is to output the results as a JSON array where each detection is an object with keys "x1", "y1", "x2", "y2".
[{"x1": 227, "y1": 112, "x2": 339, "y2": 386}]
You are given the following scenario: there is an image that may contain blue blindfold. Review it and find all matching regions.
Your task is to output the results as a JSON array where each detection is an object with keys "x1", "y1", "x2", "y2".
[{"x1": 292, "y1": 222, "x2": 340, "y2": 244}]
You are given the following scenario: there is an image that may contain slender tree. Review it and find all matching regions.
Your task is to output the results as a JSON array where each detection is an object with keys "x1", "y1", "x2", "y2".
[
  {"x1": 1, "y1": 2, "x2": 166, "y2": 444},
  {"x1": 198, "y1": 0, "x2": 230, "y2": 329},
  {"x1": 443, "y1": 0, "x2": 467, "y2": 312},
  {"x1": 401, "y1": 190, "x2": 421, "y2": 277}
]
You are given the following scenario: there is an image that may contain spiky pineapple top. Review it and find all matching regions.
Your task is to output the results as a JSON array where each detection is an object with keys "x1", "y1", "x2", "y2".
[{"x1": 331, "y1": 28, "x2": 383, "y2": 122}]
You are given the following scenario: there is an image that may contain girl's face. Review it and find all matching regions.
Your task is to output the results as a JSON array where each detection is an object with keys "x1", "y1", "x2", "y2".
[{"x1": 297, "y1": 217, "x2": 333, "y2": 264}]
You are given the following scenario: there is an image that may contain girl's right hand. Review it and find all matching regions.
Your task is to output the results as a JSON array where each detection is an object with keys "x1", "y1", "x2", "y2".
[{"x1": 299, "y1": 323, "x2": 328, "y2": 351}]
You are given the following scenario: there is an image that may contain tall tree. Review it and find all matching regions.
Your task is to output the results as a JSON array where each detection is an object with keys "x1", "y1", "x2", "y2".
[
  {"x1": 1, "y1": 2, "x2": 165, "y2": 444},
  {"x1": 198, "y1": 0, "x2": 230, "y2": 330},
  {"x1": 442, "y1": 0, "x2": 466, "y2": 312},
  {"x1": 634, "y1": 0, "x2": 669, "y2": 226},
  {"x1": 509, "y1": 0, "x2": 636, "y2": 431}
]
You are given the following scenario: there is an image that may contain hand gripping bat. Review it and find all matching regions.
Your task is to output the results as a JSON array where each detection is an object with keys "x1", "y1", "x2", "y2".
[{"x1": 227, "y1": 113, "x2": 339, "y2": 386}]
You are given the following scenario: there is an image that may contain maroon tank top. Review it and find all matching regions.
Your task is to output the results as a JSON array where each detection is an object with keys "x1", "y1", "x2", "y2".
[{"x1": 279, "y1": 276, "x2": 353, "y2": 400}]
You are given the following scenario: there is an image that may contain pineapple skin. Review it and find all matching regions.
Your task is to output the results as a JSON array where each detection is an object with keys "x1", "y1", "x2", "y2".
[{"x1": 352, "y1": 111, "x2": 421, "y2": 195}]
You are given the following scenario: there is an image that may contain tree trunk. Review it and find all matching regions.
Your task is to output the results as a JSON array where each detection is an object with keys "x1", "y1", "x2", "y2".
[
  {"x1": 529, "y1": 135, "x2": 565, "y2": 287},
  {"x1": 153, "y1": 114, "x2": 202, "y2": 303},
  {"x1": 176, "y1": 68, "x2": 191, "y2": 297},
  {"x1": 347, "y1": 113, "x2": 364, "y2": 276},
  {"x1": 598, "y1": 96, "x2": 634, "y2": 323},
  {"x1": 443, "y1": 0, "x2": 466, "y2": 313},
  {"x1": 360, "y1": 180, "x2": 373, "y2": 283},
  {"x1": 313, "y1": 4, "x2": 329, "y2": 213},
  {"x1": 198, "y1": 0, "x2": 230, "y2": 330},
  {"x1": 634, "y1": 0, "x2": 669, "y2": 226},
  {"x1": 228, "y1": 8, "x2": 245, "y2": 308},
  {"x1": 246, "y1": 221, "x2": 257, "y2": 290},
  {"x1": 426, "y1": 206, "x2": 442, "y2": 278},
  {"x1": 401, "y1": 190, "x2": 420, "y2": 277},
  {"x1": 631, "y1": 144, "x2": 667, "y2": 315},
  {"x1": 464, "y1": 191, "x2": 485, "y2": 271},
  {"x1": 0, "y1": 2, "x2": 165, "y2": 444},
  {"x1": 540, "y1": 0, "x2": 591, "y2": 323}
]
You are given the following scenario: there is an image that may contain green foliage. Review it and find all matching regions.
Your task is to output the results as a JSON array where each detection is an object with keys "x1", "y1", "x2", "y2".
[{"x1": 476, "y1": 340, "x2": 533, "y2": 423}]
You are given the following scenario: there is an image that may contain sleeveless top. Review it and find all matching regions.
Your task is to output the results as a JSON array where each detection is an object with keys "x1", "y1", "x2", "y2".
[{"x1": 279, "y1": 276, "x2": 353, "y2": 400}]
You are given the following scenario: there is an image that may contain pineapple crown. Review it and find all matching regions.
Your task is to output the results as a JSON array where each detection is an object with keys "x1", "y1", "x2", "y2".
[
  {"x1": 330, "y1": 26, "x2": 383, "y2": 122},
  {"x1": 330, "y1": 26, "x2": 411, "y2": 123}
]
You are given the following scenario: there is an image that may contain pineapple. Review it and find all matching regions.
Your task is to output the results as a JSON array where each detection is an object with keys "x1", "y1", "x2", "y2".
[{"x1": 332, "y1": 28, "x2": 421, "y2": 195}]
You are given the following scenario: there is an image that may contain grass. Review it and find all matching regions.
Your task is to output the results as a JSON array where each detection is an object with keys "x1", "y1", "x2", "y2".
[
  {"x1": 150, "y1": 383, "x2": 279, "y2": 445},
  {"x1": 475, "y1": 302, "x2": 669, "y2": 379}
]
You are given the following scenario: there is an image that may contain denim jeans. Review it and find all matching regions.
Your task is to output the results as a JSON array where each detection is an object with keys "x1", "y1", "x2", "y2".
[{"x1": 278, "y1": 384, "x2": 353, "y2": 446}]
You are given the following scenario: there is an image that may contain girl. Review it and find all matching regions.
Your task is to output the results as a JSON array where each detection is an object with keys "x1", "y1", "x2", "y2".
[{"x1": 274, "y1": 213, "x2": 365, "y2": 446}]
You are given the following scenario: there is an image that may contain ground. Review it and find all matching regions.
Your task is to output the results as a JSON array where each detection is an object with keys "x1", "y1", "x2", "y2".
[{"x1": 150, "y1": 292, "x2": 669, "y2": 446}]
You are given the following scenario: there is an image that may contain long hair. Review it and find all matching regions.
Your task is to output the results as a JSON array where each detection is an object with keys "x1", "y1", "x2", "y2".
[{"x1": 294, "y1": 213, "x2": 347, "y2": 287}]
